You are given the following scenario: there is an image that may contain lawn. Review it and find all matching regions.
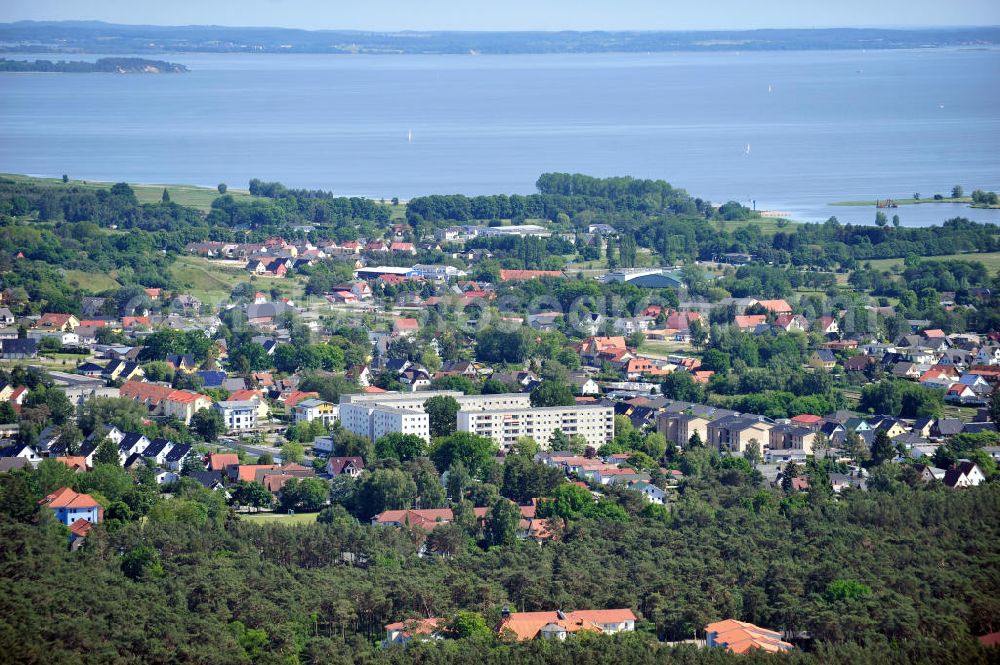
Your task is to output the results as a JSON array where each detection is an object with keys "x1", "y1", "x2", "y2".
[
  {"x1": 63, "y1": 269, "x2": 120, "y2": 291},
  {"x1": 240, "y1": 511, "x2": 319, "y2": 525},
  {"x1": 862, "y1": 251, "x2": 1000, "y2": 274},
  {"x1": 639, "y1": 339, "x2": 694, "y2": 355},
  {"x1": 0, "y1": 173, "x2": 255, "y2": 212},
  {"x1": 708, "y1": 215, "x2": 799, "y2": 234},
  {"x1": 169, "y1": 255, "x2": 305, "y2": 304}
]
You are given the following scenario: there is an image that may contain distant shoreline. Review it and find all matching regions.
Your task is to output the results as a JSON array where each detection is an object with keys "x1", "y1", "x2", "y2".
[{"x1": 1, "y1": 22, "x2": 998, "y2": 56}]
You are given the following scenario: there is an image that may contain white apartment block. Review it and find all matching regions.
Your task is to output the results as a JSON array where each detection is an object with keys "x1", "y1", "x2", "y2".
[
  {"x1": 340, "y1": 390, "x2": 531, "y2": 411},
  {"x1": 339, "y1": 402, "x2": 430, "y2": 441},
  {"x1": 458, "y1": 405, "x2": 615, "y2": 452},
  {"x1": 338, "y1": 391, "x2": 534, "y2": 442}
]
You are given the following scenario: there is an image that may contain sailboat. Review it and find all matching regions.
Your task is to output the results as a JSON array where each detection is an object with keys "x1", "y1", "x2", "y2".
[
  {"x1": 407, "y1": 129, "x2": 413, "y2": 144},
  {"x1": 745, "y1": 143, "x2": 751, "y2": 156},
  {"x1": 767, "y1": 84, "x2": 772, "y2": 93}
]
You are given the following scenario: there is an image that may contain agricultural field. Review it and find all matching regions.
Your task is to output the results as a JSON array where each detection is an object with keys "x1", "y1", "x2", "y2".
[
  {"x1": 170, "y1": 255, "x2": 305, "y2": 305},
  {"x1": 0, "y1": 173, "x2": 255, "y2": 212},
  {"x1": 239, "y1": 511, "x2": 319, "y2": 525},
  {"x1": 862, "y1": 251, "x2": 1000, "y2": 274}
]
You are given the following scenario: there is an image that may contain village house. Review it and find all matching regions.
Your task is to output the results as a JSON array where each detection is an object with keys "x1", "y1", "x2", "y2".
[
  {"x1": 39, "y1": 487, "x2": 103, "y2": 527},
  {"x1": 383, "y1": 618, "x2": 444, "y2": 648},
  {"x1": 292, "y1": 398, "x2": 339, "y2": 427},
  {"x1": 326, "y1": 456, "x2": 365, "y2": 478},
  {"x1": 705, "y1": 620, "x2": 793, "y2": 654},
  {"x1": 498, "y1": 609, "x2": 637, "y2": 641}
]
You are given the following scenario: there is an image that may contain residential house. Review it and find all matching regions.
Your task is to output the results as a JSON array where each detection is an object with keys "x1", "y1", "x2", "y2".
[
  {"x1": 327, "y1": 456, "x2": 365, "y2": 478},
  {"x1": 383, "y1": 618, "x2": 444, "y2": 648},
  {"x1": 734, "y1": 315, "x2": 767, "y2": 332},
  {"x1": 810, "y1": 349, "x2": 837, "y2": 370},
  {"x1": 943, "y1": 461, "x2": 986, "y2": 488},
  {"x1": 164, "y1": 444, "x2": 193, "y2": 471},
  {"x1": 754, "y1": 299, "x2": 792, "y2": 315},
  {"x1": 293, "y1": 399, "x2": 339, "y2": 427},
  {"x1": 393, "y1": 318, "x2": 420, "y2": 336},
  {"x1": 35, "y1": 313, "x2": 80, "y2": 332},
  {"x1": 102, "y1": 359, "x2": 144, "y2": 382},
  {"x1": 39, "y1": 487, "x2": 103, "y2": 526},
  {"x1": 816, "y1": 315, "x2": 840, "y2": 336},
  {"x1": 229, "y1": 389, "x2": 270, "y2": 420},
  {"x1": 0, "y1": 443, "x2": 42, "y2": 465},
  {"x1": 705, "y1": 620, "x2": 793, "y2": 654},
  {"x1": 0, "y1": 339, "x2": 37, "y2": 359},
  {"x1": 498, "y1": 609, "x2": 636, "y2": 641}
]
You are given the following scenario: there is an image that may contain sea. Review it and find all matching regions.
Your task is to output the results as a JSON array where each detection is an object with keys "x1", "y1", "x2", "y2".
[{"x1": 1, "y1": 48, "x2": 999, "y2": 226}]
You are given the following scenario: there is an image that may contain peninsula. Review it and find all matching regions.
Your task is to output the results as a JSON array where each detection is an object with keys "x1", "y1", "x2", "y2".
[{"x1": 0, "y1": 56, "x2": 187, "y2": 73}]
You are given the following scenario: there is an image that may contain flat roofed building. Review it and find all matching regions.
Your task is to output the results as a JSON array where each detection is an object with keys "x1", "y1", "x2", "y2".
[
  {"x1": 458, "y1": 404, "x2": 614, "y2": 452},
  {"x1": 292, "y1": 398, "x2": 339, "y2": 426},
  {"x1": 213, "y1": 400, "x2": 259, "y2": 432}
]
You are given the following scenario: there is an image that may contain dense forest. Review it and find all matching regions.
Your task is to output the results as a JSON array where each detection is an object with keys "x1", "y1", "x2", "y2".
[{"x1": 1, "y1": 460, "x2": 998, "y2": 664}]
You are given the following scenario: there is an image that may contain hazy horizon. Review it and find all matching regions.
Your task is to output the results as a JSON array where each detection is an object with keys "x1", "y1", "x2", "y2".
[{"x1": 2, "y1": 0, "x2": 998, "y2": 32}]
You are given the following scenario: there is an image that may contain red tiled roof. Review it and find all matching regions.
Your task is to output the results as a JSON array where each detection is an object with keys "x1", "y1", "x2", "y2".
[
  {"x1": 282, "y1": 391, "x2": 320, "y2": 408},
  {"x1": 166, "y1": 389, "x2": 208, "y2": 404},
  {"x1": 235, "y1": 464, "x2": 280, "y2": 483},
  {"x1": 734, "y1": 314, "x2": 767, "y2": 329},
  {"x1": 385, "y1": 617, "x2": 443, "y2": 637},
  {"x1": 499, "y1": 609, "x2": 636, "y2": 641},
  {"x1": 39, "y1": 486, "x2": 100, "y2": 510},
  {"x1": 373, "y1": 508, "x2": 455, "y2": 530},
  {"x1": 207, "y1": 453, "x2": 240, "y2": 472},
  {"x1": 229, "y1": 389, "x2": 264, "y2": 402},
  {"x1": 121, "y1": 315, "x2": 151, "y2": 329},
  {"x1": 393, "y1": 318, "x2": 420, "y2": 331},
  {"x1": 69, "y1": 518, "x2": 93, "y2": 538},
  {"x1": 756, "y1": 299, "x2": 792, "y2": 314},
  {"x1": 37, "y1": 313, "x2": 75, "y2": 328},
  {"x1": 706, "y1": 619, "x2": 793, "y2": 654},
  {"x1": 120, "y1": 380, "x2": 174, "y2": 405},
  {"x1": 55, "y1": 456, "x2": 88, "y2": 471}
]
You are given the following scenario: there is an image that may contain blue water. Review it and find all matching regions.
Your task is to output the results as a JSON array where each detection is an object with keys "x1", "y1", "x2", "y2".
[{"x1": 1, "y1": 49, "x2": 999, "y2": 225}]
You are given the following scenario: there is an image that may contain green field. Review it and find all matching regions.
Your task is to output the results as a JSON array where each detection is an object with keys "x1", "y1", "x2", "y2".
[
  {"x1": 170, "y1": 255, "x2": 307, "y2": 304},
  {"x1": 863, "y1": 251, "x2": 1000, "y2": 273},
  {"x1": 240, "y1": 511, "x2": 319, "y2": 525},
  {"x1": 63, "y1": 269, "x2": 121, "y2": 291},
  {"x1": 0, "y1": 173, "x2": 255, "y2": 212},
  {"x1": 717, "y1": 216, "x2": 799, "y2": 234}
]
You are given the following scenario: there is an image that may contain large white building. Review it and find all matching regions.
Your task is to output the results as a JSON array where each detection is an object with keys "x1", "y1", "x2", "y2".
[
  {"x1": 338, "y1": 391, "x2": 534, "y2": 442},
  {"x1": 213, "y1": 400, "x2": 259, "y2": 432},
  {"x1": 458, "y1": 404, "x2": 615, "y2": 452}
]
